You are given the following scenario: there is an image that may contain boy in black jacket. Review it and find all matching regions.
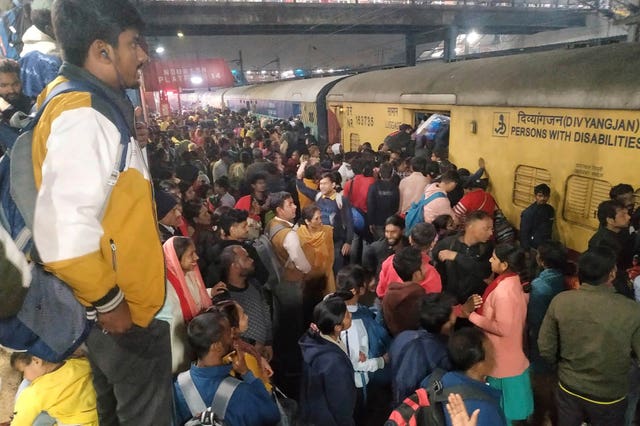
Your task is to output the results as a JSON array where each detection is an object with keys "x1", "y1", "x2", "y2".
[{"x1": 520, "y1": 184, "x2": 555, "y2": 250}]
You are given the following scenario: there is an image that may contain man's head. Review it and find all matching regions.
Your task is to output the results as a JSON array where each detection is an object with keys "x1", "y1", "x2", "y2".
[
  {"x1": 220, "y1": 245, "x2": 255, "y2": 281},
  {"x1": 393, "y1": 246, "x2": 425, "y2": 282},
  {"x1": 410, "y1": 222, "x2": 437, "y2": 251},
  {"x1": 31, "y1": 0, "x2": 55, "y2": 39},
  {"x1": 250, "y1": 173, "x2": 267, "y2": 194},
  {"x1": 252, "y1": 148, "x2": 263, "y2": 161},
  {"x1": 464, "y1": 210, "x2": 493, "y2": 244},
  {"x1": 269, "y1": 191, "x2": 296, "y2": 221},
  {"x1": 303, "y1": 165, "x2": 317, "y2": 180},
  {"x1": 578, "y1": 246, "x2": 617, "y2": 286},
  {"x1": 155, "y1": 189, "x2": 181, "y2": 228},
  {"x1": 424, "y1": 161, "x2": 440, "y2": 180},
  {"x1": 419, "y1": 293, "x2": 457, "y2": 335},
  {"x1": 318, "y1": 172, "x2": 339, "y2": 196},
  {"x1": 610, "y1": 183, "x2": 635, "y2": 212},
  {"x1": 535, "y1": 240, "x2": 567, "y2": 271},
  {"x1": 431, "y1": 148, "x2": 447, "y2": 162},
  {"x1": 214, "y1": 176, "x2": 230, "y2": 195},
  {"x1": 384, "y1": 214, "x2": 405, "y2": 247},
  {"x1": 439, "y1": 170, "x2": 460, "y2": 193},
  {"x1": 534, "y1": 183, "x2": 551, "y2": 205},
  {"x1": 217, "y1": 208, "x2": 249, "y2": 241},
  {"x1": 597, "y1": 199, "x2": 630, "y2": 231},
  {"x1": 447, "y1": 327, "x2": 496, "y2": 377},
  {"x1": 220, "y1": 150, "x2": 232, "y2": 165},
  {"x1": 188, "y1": 311, "x2": 233, "y2": 361},
  {"x1": 379, "y1": 162, "x2": 393, "y2": 181},
  {"x1": 0, "y1": 59, "x2": 22, "y2": 104},
  {"x1": 399, "y1": 123, "x2": 412, "y2": 133},
  {"x1": 410, "y1": 156, "x2": 426, "y2": 175},
  {"x1": 52, "y1": 0, "x2": 148, "y2": 89}
]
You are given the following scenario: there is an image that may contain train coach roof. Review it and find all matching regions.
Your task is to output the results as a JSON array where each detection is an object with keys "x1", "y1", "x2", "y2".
[
  {"x1": 224, "y1": 75, "x2": 347, "y2": 103},
  {"x1": 326, "y1": 43, "x2": 640, "y2": 110}
]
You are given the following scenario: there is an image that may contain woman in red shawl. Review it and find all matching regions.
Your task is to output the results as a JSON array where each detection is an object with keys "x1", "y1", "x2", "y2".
[{"x1": 162, "y1": 237, "x2": 225, "y2": 372}]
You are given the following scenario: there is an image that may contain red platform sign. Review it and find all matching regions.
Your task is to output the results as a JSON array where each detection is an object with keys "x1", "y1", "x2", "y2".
[{"x1": 142, "y1": 58, "x2": 234, "y2": 92}]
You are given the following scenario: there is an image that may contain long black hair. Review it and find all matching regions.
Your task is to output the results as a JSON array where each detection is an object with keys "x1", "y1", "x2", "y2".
[{"x1": 312, "y1": 292, "x2": 351, "y2": 335}]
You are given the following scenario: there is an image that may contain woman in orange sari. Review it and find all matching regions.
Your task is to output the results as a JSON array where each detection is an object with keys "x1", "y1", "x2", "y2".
[{"x1": 297, "y1": 204, "x2": 336, "y2": 329}]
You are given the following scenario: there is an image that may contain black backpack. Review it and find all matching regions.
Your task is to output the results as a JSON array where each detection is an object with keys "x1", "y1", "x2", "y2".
[{"x1": 385, "y1": 369, "x2": 493, "y2": 426}]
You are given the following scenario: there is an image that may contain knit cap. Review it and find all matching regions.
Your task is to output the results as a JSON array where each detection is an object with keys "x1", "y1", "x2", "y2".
[{"x1": 155, "y1": 189, "x2": 178, "y2": 220}]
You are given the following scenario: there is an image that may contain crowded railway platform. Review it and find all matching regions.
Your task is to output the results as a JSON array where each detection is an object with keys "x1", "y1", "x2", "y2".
[{"x1": 1, "y1": 0, "x2": 640, "y2": 425}]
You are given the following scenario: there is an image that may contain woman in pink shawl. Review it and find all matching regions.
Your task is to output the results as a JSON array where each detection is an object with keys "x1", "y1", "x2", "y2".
[
  {"x1": 161, "y1": 237, "x2": 225, "y2": 372},
  {"x1": 164, "y1": 236, "x2": 212, "y2": 322}
]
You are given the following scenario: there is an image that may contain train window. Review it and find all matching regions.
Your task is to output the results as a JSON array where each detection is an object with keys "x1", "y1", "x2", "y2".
[
  {"x1": 563, "y1": 175, "x2": 611, "y2": 230},
  {"x1": 512, "y1": 165, "x2": 551, "y2": 208},
  {"x1": 349, "y1": 133, "x2": 360, "y2": 152}
]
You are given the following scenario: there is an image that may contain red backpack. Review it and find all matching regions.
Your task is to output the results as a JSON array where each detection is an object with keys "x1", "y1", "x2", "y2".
[{"x1": 385, "y1": 369, "x2": 493, "y2": 426}]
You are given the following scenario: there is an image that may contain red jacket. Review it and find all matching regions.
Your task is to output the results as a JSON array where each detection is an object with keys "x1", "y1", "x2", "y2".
[
  {"x1": 343, "y1": 175, "x2": 376, "y2": 212},
  {"x1": 377, "y1": 252, "x2": 442, "y2": 298}
]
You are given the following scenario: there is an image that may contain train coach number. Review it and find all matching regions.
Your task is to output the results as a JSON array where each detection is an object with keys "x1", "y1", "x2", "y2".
[{"x1": 356, "y1": 115, "x2": 375, "y2": 127}]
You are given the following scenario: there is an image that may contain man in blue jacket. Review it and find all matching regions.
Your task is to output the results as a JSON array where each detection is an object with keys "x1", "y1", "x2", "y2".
[
  {"x1": 439, "y1": 327, "x2": 507, "y2": 426},
  {"x1": 390, "y1": 292, "x2": 456, "y2": 406},
  {"x1": 174, "y1": 311, "x2": 280, "y2": 426}
]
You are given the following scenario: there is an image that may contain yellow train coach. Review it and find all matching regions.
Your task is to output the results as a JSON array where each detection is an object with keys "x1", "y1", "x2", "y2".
[{"x1": 326, "y1": 43, "x2": 640, "y2": 253}]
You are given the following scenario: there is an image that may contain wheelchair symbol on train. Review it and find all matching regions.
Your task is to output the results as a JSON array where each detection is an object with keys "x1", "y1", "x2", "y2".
[{"x1": 492, "y1": 112, "x2": 509, "y2": 137}]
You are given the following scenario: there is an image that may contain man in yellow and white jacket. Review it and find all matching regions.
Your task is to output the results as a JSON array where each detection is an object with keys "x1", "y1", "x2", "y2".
[{"x1": 31, "y1": 0, "x2": 171, "y2": 423}]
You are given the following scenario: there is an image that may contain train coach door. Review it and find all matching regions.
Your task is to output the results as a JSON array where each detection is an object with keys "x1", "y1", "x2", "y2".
[
  {"x1": 413, "y1": 110, "x2": 450, "y2": 156},
  {"x1": 292, "y1": 103, "x2": 301, "y2": 118},
  {"x1": 327, "y1": 105, "x2": 343, "y2": 148}
]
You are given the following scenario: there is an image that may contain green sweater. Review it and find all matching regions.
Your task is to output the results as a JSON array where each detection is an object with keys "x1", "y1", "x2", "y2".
[{"x1": 538, "y1": 283, "x2": 640, "y2": 401}]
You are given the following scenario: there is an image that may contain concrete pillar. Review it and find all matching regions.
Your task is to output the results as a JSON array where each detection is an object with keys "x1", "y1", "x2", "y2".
[
  {"x1": 444, "y1": 25, "x2": 458, "y2": 62},
  {"x1": 406, "y1": 33, "x2": 417, "y2": 66},
  {"x1": 628, "y1": 24, "x2": 639, "y2": 42}
]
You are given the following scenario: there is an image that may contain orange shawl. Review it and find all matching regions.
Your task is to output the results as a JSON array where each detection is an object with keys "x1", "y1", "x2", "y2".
[{"x1": 297, "y1": 224, "x2": 335, "y2": 293}]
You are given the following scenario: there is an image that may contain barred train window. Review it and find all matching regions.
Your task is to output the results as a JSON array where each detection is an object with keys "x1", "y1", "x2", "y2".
[
  {"x1": 512, "y1": 165, "x2": 551, "y2": 208},
  {"x1": 563, "y1": 175, "x2": 611, "y2": 230},
  {"x1": 349, "y1": 133, "x2": 360, "y2": 152}
]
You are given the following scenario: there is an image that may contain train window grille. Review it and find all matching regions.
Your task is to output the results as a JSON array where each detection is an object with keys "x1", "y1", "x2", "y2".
[
  {"x1": 562, "y1": 175, "x2": 611, "y2": 230},
  {"x1": 512, "y1": 165, "x2": 551, "y2": 208},
  {"x1": 349, "y1": 133, "x2": 360, "y2": 152}
]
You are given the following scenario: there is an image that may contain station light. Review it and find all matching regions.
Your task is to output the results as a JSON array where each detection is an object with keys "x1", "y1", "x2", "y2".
[
  {"x1": 155, "y1": 46, "x2": 165, "y2": 54},
  {"x1": 466, "y1": 30, "x2": 480, "y2": 44},
  {"x1": 177, "y1": 31, "x2": 184, "y2": 38},
  {"x1": 190, "y1": 76, "x2": 203, "y2": 85}
]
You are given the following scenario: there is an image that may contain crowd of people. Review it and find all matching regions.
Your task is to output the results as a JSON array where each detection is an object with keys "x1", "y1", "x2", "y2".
[{"x1": 1, "y1": 1, "x2": 640, "y2": 426}]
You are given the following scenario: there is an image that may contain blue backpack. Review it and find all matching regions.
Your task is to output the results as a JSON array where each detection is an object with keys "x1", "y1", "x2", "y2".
[
  {"x1": 0, "y1": 80, "x2": 131, "y2": 362},
  {"x1": 0, "y1": 0, "x2": 31, "y2": 60},
  {"x1": 404, "y1": 192, "x2": 446, "y2": 236}
]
